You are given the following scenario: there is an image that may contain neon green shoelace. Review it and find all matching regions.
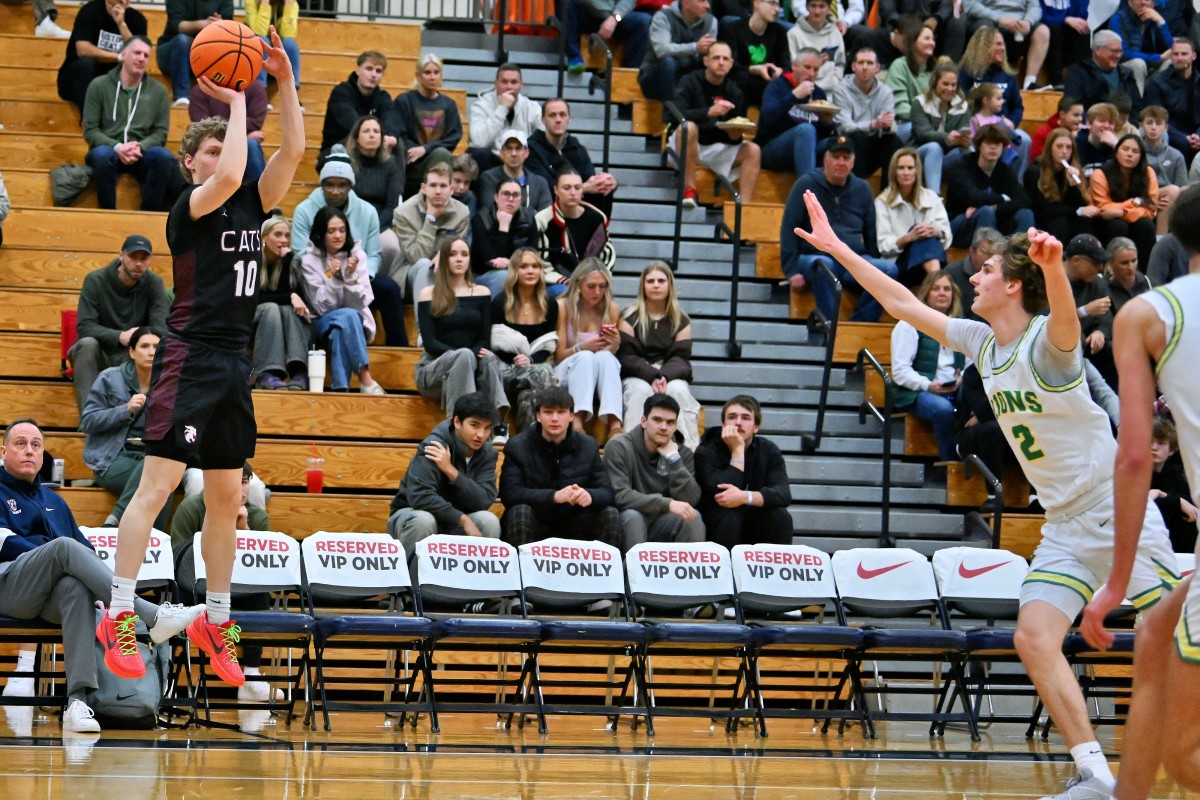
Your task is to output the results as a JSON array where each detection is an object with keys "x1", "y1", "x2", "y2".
[
  {"x1": 114, "y1": 616, "x2": 140, "y2": 657},
  {"x1": 220, "y1": 623, "x2": 243, "y2": 662}
]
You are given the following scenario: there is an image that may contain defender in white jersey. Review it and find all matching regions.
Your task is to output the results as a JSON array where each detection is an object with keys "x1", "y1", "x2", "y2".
[
  {"x1": 1082, "y1": 184, "x2": 1200, "y2": 800},
  {"x1": 793, "y1": 190, "x2": 1177, "y2": 800}
]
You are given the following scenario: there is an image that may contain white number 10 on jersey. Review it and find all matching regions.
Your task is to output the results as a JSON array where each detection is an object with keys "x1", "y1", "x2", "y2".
[{"x1": 233, "y1": 260, "x2": 259, "y2": 297}]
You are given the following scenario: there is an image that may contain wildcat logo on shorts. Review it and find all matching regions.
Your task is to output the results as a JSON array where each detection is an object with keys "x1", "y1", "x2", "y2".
[{"x1": 184, "y1": 425, "x2": 197, "y2": 444}]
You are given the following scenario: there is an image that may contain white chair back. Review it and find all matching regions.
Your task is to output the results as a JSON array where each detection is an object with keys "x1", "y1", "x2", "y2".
[
  {"x1": 830, "y1": 548, "x2": 938, "y2": 618},
  {"x1": 413, "y1": 534, "x2": 521, "y2": 604},
  {"x1": 518, "y1": 538, "x2": 624, "y2": 606},
  {"x1": 193, "y1": 530, "x2": 301, "y2": 593},
  {"x1": 731, "y1": 543, "x2": 837, "y2": 615},
  {"x1": 301, "y1": 532, "x2": 409, "y2": 598},
  {"x1": 625, "y1": 542, "x2": 734, "y2": 610},
  {"x1": 80, "y1": 526, "x2": 174, "y2": 587},
  {"x1": 932, "y1": 547, "x2": 1028, "y2": 620}
]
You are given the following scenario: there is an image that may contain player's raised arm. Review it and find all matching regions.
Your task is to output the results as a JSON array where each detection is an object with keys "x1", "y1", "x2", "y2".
[
  {"x1": 1027, "y1": 228, "x2": 1081, "y2": 353},
  {"x1": 257, "y1": 26, "x2": 304, "y2": 212},
  {"x1": 793, "y1": 190, "x2": 951, "y2": 344},
  {"x1": 188, "y1": 78, "x2": 247, "y2": 220}
]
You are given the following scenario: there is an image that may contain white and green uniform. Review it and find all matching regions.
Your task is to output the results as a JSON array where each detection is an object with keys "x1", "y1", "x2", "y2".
[{"x1": 946, "y1": 316, "x2": 1178, "y2": 619}]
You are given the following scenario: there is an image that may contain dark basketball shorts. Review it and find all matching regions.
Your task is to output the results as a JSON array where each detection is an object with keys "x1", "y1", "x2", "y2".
[{"x1": 143, "y1": 334, "x2": 256, "y2": 469}]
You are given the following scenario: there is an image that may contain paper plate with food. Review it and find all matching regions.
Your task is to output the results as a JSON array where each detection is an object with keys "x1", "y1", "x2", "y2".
[
  {"x1": 797, "y1": 100, "x2": 840, "y2": 115},
  {"x1": 717, "y1": 116, "x2": 757, "y2": 132}
]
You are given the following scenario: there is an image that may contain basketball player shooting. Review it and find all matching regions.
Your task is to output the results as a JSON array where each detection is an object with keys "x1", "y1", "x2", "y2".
[
  {"x1": 97, "y1": 27, "x2": 304, "y2": 687},
  {"x1": 793, "y1": 189, "x2": 1178, "y2": 800}
]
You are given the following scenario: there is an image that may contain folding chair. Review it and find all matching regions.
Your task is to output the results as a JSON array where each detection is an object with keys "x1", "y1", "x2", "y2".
[
  {"x1": 730, "y1": 543, "x2": 871, "y2": 737},
  {"x1": 624, "y1": 541, "x2": 758, "y2": 736},
  {"x1": 413, "y1": 535, "x2": 545, "y2": 732},
  {"x1": 831, "y1": 548, "x2": 979, "y2": 740},
  {"x1": 300, "y1": 531, "x2": 436, "y2": 731}
]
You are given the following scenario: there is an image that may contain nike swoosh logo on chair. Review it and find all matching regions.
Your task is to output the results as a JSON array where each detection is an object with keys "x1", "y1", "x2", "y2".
[
  {"x1": 957, "y1": 561, "x2": 1010, "y2": 579},
  {"x1": 856, "y1": 561, "x2": 911, "y2": 579}
]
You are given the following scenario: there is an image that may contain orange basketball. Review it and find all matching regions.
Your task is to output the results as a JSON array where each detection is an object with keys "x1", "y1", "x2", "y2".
[{"x1": 189, "y1": 20, "x2": 264, "y2": 91}]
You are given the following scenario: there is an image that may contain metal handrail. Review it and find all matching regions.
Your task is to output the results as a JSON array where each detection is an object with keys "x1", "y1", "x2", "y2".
[
  {"x1": 855, "y1": 348, "x2": 894, "y2": 548},
  {"x1": 551, "y1": 14, "x2": 566, "y2": 95},
  {"x1": 800, "y1": 258, "x2": 843, "y2": 453},
  {"x1": 711, "y1": 172, "x2": 743, "y2": 360},
  {"x1": 496, "y1": 0, "x2": 509, "y2": 64},
  {"x1": 585, "y1": 33, "x2": 614, "y2": 172},
  {"x1": 662, "y1": 102, "x2": 687, "y2": 271},
  {"x1": 962, "y1": 454, "x2": 1005, "y2": 547}
]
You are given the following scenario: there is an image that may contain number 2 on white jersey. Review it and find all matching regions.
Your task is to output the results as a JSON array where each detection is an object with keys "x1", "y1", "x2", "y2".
[
  {"x1": 232, "y1": 259, "x2": 258, "y2": 297},
  {"x1": 1011, "y1": 424, "x2": 1045, "y2": 461}
]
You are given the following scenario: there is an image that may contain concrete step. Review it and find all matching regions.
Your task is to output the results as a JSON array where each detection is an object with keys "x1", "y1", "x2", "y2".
[
  {"x1": 612, "y1": 276, "x2": 775, "y2": 304},
  {"x1": 782, "y1": 455, "x2": 926, "y2": 487},
  {"x1": 691, "y1": 339, "x2": 821, "y2": 359},
  {"x1": 789, "y1": 506, "x2": 966, "y2": 538},
  {"x1": 690, "y1": 362, "x2": 837, "y2": 390},
  {"x1": 691, "y1": 319, "x2": 807, "y2": 345},
  {"x1": 791, "y1": 484, "x2": 947, "y2": 506}
]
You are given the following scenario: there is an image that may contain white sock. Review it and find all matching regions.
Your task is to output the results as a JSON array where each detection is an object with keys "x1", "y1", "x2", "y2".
[
  {"x1": 15, "y1": 650, "x2": 35, "y2": 672},
  {"x1": 206, "y1": 592, "x2": 232, "y2": 625},
  {"x1": 1023, "y1": 75, "x2": 1037, "y2": 89},
  {"x1": 242, "y1": 666, "x2": 261, "y2": 677},
  {"x1": 108, "y1": 576, "x2": 137, "y2": 618},
  {"x1": 1071, "y1": 741, "x2": 1115, "y2": 786}
]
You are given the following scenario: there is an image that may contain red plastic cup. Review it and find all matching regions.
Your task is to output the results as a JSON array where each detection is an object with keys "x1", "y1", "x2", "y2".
[{"x1": 306, "y1": 457, "x2": 324, "y2": 494}]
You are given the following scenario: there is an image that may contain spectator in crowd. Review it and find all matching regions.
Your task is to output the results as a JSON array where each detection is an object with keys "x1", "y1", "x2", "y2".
[
  {"x1": 477, "y1": 130, "x2": 553, "y2": 212},
  {"x1": 344, "y1": 115, "x2": 404, "y2": 272},
  {"x1": 874, "y1": 148, "x2": 952, "y2": 283},
  {"x1": 780, "y1": 136, "x2": 899, "y2": 320},
  {"x1": 468, "y1": 64, "x2": 544, "y2": 172},
  {"x1": 1077, "y1": 102, "x2": 1121, "y2": 175},
  {"x1": 850, "y1": 1, "x2": 964, "y2": 61},
  {"x1": 389, "y1": 162, "x2": 470, "y2": 301},
  {"x1": 189, "y1": 77, "x2": 269, "y2": 183},
  {"x1": 890, "y1": 271, "x2": 963, "y2": 462},
  {"x1": 618, "y1": 262, "x2": 702, "y2": 450},
  {"x1": 673, "y1": 40, "x2": 761, "y2": 207},
  {"x1": 563, "y1": 0, "x2": 653, "y2": 72},
  {"x1": 1145, "y1": 37, "x2": 1200, "y2": 160},
  {"x1": 294, "y1": 206, "x2": 385, "y2": 395},
  {"x1": 1105, "y1": 87, "x2": 1140, "y2": 139},
  {"x1": 832, "y1": 47, "x2": 902, "y2": 188},
  {"x1": 254, "y1": 215, "x2": 311, "y2": 390},
  {"x1": 57, "y1": 0, "x2": 148, "y2": 113},
  {"x1": 605, "y1": 393, "x2": 706, "y2": 550},
  {"x1": 0, "y1": 418, "x2": 203, "y2": 733},
  {"x1": 1147, "y1": 232, "x2": 1190, "y2": 285},
  {"x1": 32, "y1": 0, "x2": 69, "y2": 37},
  {"x1": 0, "y1": 172, "x2": 7, "y2": 248},
  {"x1": 961, "y1": 0, "x2": 1049, "y2": 91},
  {"x1": 68, "y1": 234, "x2": 169, "y2": 413},
  {"x1": 490, "y1": 248, "x2": 559, "y2": 433},
  {"x1": 1150, "y1": 417, "x2": 1198, "y2": 554},
  {"x1": 885, "y1": 22, "x2": 937, "y2": 144},
  {"x1": 720, "y1": 0, "x2": 790, "y2": 107},
  {"x1": 499, "y1": 386, "x2": 622, "y2": 548},
  {"x1": 1040, "y1": 0, "x2": 1093, "y2": 88},
  {"x1": 944, "y1": 124, "x2": 1034, "y2": 248},
  {"x1": 1105, "y1": 235, "x2": 1151, "y2": 316},
  {"x1": 394, "y1": 54, "x2": 462, "y2": 198},
  {"x1": 715, "y1": 0, "x2": 753, "y2": 25},
  {"x1": 695, "y1": 394, "x2": 792, "y2": 549},
  {"x1": 967, "y1": 83, "x2": 1020, "y2": 169},
  {"x1": 817, "y1": 0, "x2": 864, "y2": 34},
  {"x1": 1064, "y1": 30, "x2": 1144, "y2": 115},
  {"x1": 1025, "y1": 126, "x2": 1099, "y2": 246},
  {"x1": 958, "y1": 26, "x2": 1031, "y2": 177},
  {"x1": 319, "y1": 51, "x2": 401, "y2": 167},
  {"x1": 387, "y1": 392, "x2": 501, "y2": 554},
  {"x1": 946, "y1": 226, "x2": 1003, "y2": 323},
  {"x1": 1030, "y1": 95, "x2": 1084, "y2": 162},
  {"x1": 1064, "y1": 233, "x2": 1118, "y2": 389},
  {"x1": 536, "y1": 167, "x2": 616, "y2": 296},
  {"x1": 554, "y1": 258, "x2": 625, "y2": 436},
  {"x1": 1089, "y1": 133, "x2": 1159, "y2": 272},
  {"x1": 757, "y1": 49, "x2": 836, "y2": 177},
  {"x1": 415, "y1": 237, "x2": 510, "y2": 422},
  {"x1": 293, "y1": 145, "x2": 407, "y2": 347},
  {"x1": 82, "y1": 36, "x2": 174, "y2": 212},
  {"x1": 910, "y1": 59, "x2": 971, "y2": 192},
  {"x1": 527, "y1": 98, "x2": 620, "y2": 218},
  {"x1": 1108, "y1": 0, "x2": 1174, "y2": 94},
  {"x1": 157, "y1": 0, "x2": 233, "y2": 107},
  {"x1": 954, "y1": 363, "x2": 1013, "y2": 484},
  {"x1": 638, "y1": 0, "x2": 718, "y2": 103},
  {"x1": 472, "y1": 179, "x2": 539, "y2": 295},
  {"x1": 787, "y1": 0, "x2": 845, "y2": 94},
  {"x1": 1140, "y1": 105, "x2": 1188, "y2": 234},
  {"x1": 80, "y1": 327, "x2": 172, "y2": 529},
  {"x1": 451, "y1": 153, "x2": 480, "y2": 222},
  {"x1": 245, "y1": 0, "x2": 301, "y2": 93}
]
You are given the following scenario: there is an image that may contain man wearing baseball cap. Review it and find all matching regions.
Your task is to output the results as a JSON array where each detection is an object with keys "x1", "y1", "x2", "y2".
[
  {"x1": 67, "y1": 234, "x2": 169, "y2": 412},
  {"x1": 475, "y1": 129, "x2": 553, "y2": 213},
  {"x1": 1066, "y1": 232, "x2": 1118, "y2": 389}
]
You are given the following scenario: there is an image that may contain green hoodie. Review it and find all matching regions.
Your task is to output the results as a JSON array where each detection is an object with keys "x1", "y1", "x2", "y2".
[{"x1": 82, "y1": 67, "x2": 171, "y2": 150}]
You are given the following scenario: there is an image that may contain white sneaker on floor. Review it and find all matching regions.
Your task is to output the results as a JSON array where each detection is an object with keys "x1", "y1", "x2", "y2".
[
  {"x1": 62, "y1": 699, "x2": 101, "y2": 733},
  {"x1": 360, "y1": 381, "x2": 386, "y2": 395},
  {"x1": 35, "y1": 17, "x2": 71, "y2": 38},
  {"x1": 237, "y1": 709, "x2": 272, "y2": 733},
  {"x1": 238, "y1": 680, "x2": 285, "y2": 703},
  {"x1": 3, "y1": 676, "x2": 34, "y2": 697},
  {"x1": 4, "y1": 706, "x2": 33, "y2": 737},
  {"x1": 1038, "y1": 768, "x2": 1114, "y2": 800},
  {"x1": 172, "y1": 98, "x2": 190, "y2": 108},
  {"x1": 148, "y1": 603, "x2": 206, "y2": 644},
  {"x1": 62, "y1": 730, "x2": 101, "y2": 764}
]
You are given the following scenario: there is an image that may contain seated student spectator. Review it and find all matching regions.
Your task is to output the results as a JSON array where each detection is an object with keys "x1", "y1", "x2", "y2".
[
  {"x1": 472, "y1": 179, "x2": 539, "y2": 295},
  {"x1": 961, "y1": 0, "x2": 1050, "y2": 91},
  {"x1": 1148, "y1": 232, "x2": 1190, "y2": 285},
  {"x1": 638, "y1": 0, "x2": 718, "y2": 104},
  {"x1": 844, "y1": 9, "x2": 915, "y2": 72},
  {"x1": 605, "y1": 393, "x2": 706, "y2": 551},
  {"x1": 32, "y1": 0, "x2": 70, "y2": 38},
  {"x1": 415, "y1": 237, "x2": 510, "y2": 422},
  {"x1": 673, "y1": 41, "x2": 761, "y2": 207},
  {"x1": 1077, "y1": 102, "x2": 1121, "y2": 176},
  {"x1": 780, "y1": 136, "x2": 899, "y2": 319},
  {"x1": 1064, "y1": 30, "x2": 1145, "y2": 115},
  {"x1": 555, "y1": 259, "x2": 624, "y2": 435},
  {"x1": 0, "y1": 418, "x2": 203, "y2": 733},
  {"x1": 388, "y1": 162, "x2": 470, "y2": 300},
  {"x1": 885, "y1": 22, "x2": 937, "y2": 144},
  {"x1": 1110, "y1": 89, "x2": 1142, "y2": 138},
  {"x1": 526, "y1": 99, "x2": 619, "y2": 218},
  {"x1": 319, "y1": 51, "x2": 401, "y2": 167},
  {"x1": 68, "y1": 234, "x2": 169, "y2": 413},
  {"x1": 617, "y1": 263, "x2": 702, "y2": 450},
  {"x1": 345, "y1": 116, "x2": 404, "y2": 273},
  {"x1": 874, "y1": 148, "x2": 952, "y2": 283},
  {"x1": 476, "y1": 130, "x2": 553, "y2": 213},
  {"x1": 946, "y1": 226, "x2": 1002, "y2": 323},
  {"x1": 856, "y1": 1, "x2": 966, "y2": 61},
  {"x1": 694, "y1": 394, "x2": 792, "y2": 549},
  {"x1": 1030, "y1": 95, "x2": 1085, "y2": 162},
  {"x1": 1089, "y1": 133, "x2": 1159, "y2": 272},
  {"x1": 1064, "y1": 233, "x2": 1118, "y2": 389},
  {"x1": 157, "y1": 0, "x2": 233, "y2": 107},
  {"x1": 498, "y1": 386, "x2": 622, "y2": 548},
  {"x1": 910, "y1": 59, "x2": 971, "y2": 192},
  {"x1": 563, "y1": 0, "x2": 653, "y2": 72},
  {"x1": 254, "y1": 215, "x2": 311, "y2": 390},
  {"x1": 1040, "y1": 0, "x2": 1094, "y2": 88},
  {"x1": 451, "y1": 153, "x2": 480, "y2": 224},
  {"x1": 387, "y1": 392, "x2": 501, "y2": 554},
  {"x1": 967, "y1": 83, "x2": 1020, "y2": 169},
  {"x1": 0, "y1": 172, "x2": 7, "y2": 247},
  {"x1": 80, "y1": 327, "x2": 172, "y2": 529},
  {"x1": 1108, "y1": 0, "x2": 1174, "y2": 94},
  {"x1": 293, "y1": 145, "x2": 407, "y2": 347},
  {"x1": 1024, "y1": 127, "x2": 1100, "y2": 245},
  {"x1": 890, "y1": 271, "x2": 963, "y2": 462},
  {"x1": 809, "y1": 0, "x2": 863, "y2": 36},
  {"x1": 245, "y1": 0, "x2": 301, "y2": 94},
  {"x1": 536, "y1": 168, "x2": 616, "y2": 296},
  {"x1": 720, "y1": 0, "x2": 790, "y2": 107},
  {"x1": 490, "y1": 248, "x2": 559, "y2": 433},
  {"x1": 1105, "y1": 235, "x2": 1151, "y2": 316},
  {"x1": 787, "y1": 0, "x2": 845, "y2": 93},
  {"x1": 954, "y1": 362, "x2": 1013, "y2": 482},
  {"x1": 295, "y1": 207, "x2": 385, "y2": 395},
  {"x1": 958, "y1": 26, "x2": 1032, "y2": 178},
  {"x1": 1150, "y1": 416, "x2": 1198, "y2": 554},
  {"x1": 944, "y1": 123, "x2": 1034, "y2": 248},
  {"x1": 715, "y1": 0, "x2": 753, "y2": 25},
  {"x1": 832, "y1": 47, "x2": 903, "y2": 188},
  {"x1": 757, "y1": 49, "x2": 837, "y2": 177},
  {"x1": 468, "y1": 64, "x2": 544, "y2": 173},
  {"x1": 189, "y1": 78, "x2": 269, "y2": 183},
  {"x1": 1145, "y1": 37, "x2": 1200, "y2": 160},
  {"x1": 394, "y1": 54, "x2": 461, "y2": 198},
  {"x1": 57, "y1": 0, "x2": 148, "y2": 113},
  {"x1": 82, "y1": 36, "x2": 174, "y2": 212},
  {"x1": 1141, "y1": 105, "x2": 1188, "y2": 234}
]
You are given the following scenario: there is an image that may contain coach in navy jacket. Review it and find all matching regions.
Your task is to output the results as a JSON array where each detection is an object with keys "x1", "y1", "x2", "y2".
[{"x1": 0, "y1": 455, "x2": 94, "y2": 563}]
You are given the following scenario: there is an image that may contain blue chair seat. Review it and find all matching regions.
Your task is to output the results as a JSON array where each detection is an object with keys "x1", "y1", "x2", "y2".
[
  {"x1": 314, "y1": 615, "x2": 434, "y2": 643},
  {"x1": 964, "y1": 628, "x2": 1017, "y2": 651},
  {"x1": 646, "y1": 622, "x2": 753, "y2": 646},
  {"x1": 234, "y1": 611, "x2": 315, "y2": 636},
  {"x1": 1063, "y1": 631, "x2": 1135, "y2": 655},
  {"x1": 432, "y1": 617, "x2": 543, "y2": 641},
  {"x1": 539, "y1": 619, "x2": 652, "y2": 644},
  {"x1": 752, "y1": 624, "x2": 864, "y2": 649},
  {"x1": 862, "y1": 628, "x2": 967, "y2": 651}
]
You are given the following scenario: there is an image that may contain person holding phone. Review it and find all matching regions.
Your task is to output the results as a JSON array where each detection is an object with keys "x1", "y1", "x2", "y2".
[{"x1": 554, "y1": 258, "x2": 624, "y2": 436}]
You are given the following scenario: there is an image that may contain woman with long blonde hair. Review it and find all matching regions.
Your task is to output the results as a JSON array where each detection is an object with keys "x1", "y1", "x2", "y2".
[
  {"x1": 394, "y1": 53, "x2": 462, "y2": 197},
  {"x1": 490, "y1": 247, "x2": 558, "y2": 433},
  {"x1": 252, "y1": 215, "x2": 312, "y2": 389},
  {"x1": 875, "y1": 148, "x2": 952, "y2": 283},
  {"x1": 554, "y1": 258, "x2": 623, "y2": 434},
  {"x1": 958, "y1": 25, "x2": 1032, "y2": 178}
]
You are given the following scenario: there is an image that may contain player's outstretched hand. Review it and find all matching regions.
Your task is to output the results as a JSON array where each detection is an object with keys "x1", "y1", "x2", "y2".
[
  {"x1": 793, "y1": 190, "x2": 841, "y2": 254},
  {"x1": 261, "y1": 26, "x2": 295, "y2": 84},
  {"x1": 1026, "y1": 228, "x2": 1063, "y2": 271},
  {"x1": 196, "y1": 76, "x2": 242, "y2": 105},
  {"x1": 1080, "y1": 584, "x2": 1122, "y2": 650}
]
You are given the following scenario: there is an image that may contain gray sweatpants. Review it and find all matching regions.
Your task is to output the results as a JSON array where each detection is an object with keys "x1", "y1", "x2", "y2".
[
  {"x1": 0, "y1": 539, "x2": 159, "y2": 699},
  {"x1": 415, "y1": 349, "x2": 509, "y2": 416}
]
